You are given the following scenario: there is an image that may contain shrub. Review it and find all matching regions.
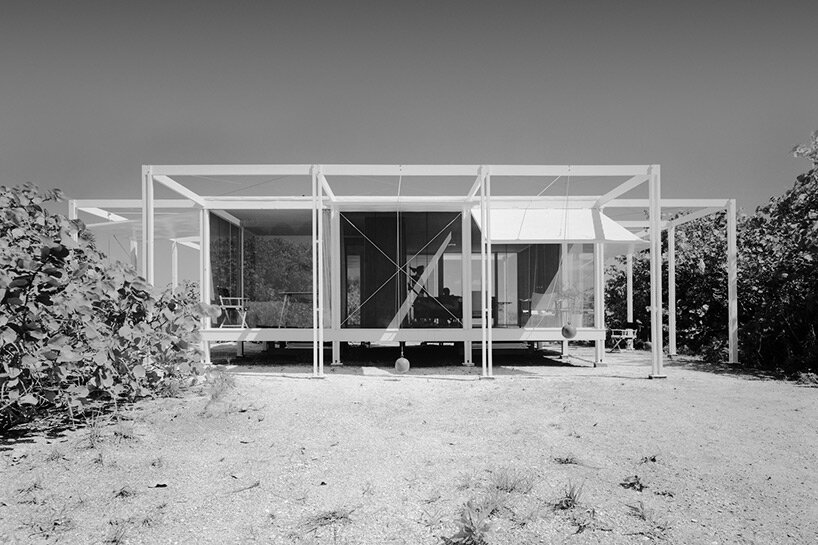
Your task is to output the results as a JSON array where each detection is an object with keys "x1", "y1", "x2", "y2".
[{"x1": 1, "y1": 183, "x2": 211, "y2": 429}]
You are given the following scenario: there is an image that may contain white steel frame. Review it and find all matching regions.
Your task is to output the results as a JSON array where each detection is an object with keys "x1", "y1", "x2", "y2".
[{"x1": 71, "y1": 164, "x2": 739, "y2": 378}]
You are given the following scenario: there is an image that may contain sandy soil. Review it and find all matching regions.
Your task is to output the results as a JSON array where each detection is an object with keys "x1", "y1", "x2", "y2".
[{"x1": 1, "y1": 348, "x2": 816, "y2": 544}]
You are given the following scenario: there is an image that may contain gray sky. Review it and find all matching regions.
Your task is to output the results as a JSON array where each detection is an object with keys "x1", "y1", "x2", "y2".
[{"x1": 1, "y1": 0, "x2": 816, "y2": 212}]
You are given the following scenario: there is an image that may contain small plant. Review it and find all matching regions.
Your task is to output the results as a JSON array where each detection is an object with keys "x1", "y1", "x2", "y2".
[
  {"x1": 46, "y1": 447, "x2": 66, "y2": 462},
  {"x1": 509, "y1": 501, "x2": 545, "y2": 528},
  {"x1": 84, "y1": 410, "x2": 107, "y2": 449},
  {"x1": 553, "y1": 455, "x2": 578, "y2": 465},
  {"x1": 554, "y1": 480, "x2": 584, "y2": 510},
  {"x1": 456, "y1": 471, "x2": 479, "y2": 491},
  {"x1": 202, "y1": 367, "x2": 236, "y2": 413},
  {"x1": 441, "y1": 499, "x2": 492, "y2": 545},
  {"x1": 620, "y1": 475, "x2": 647, "y2": 492},
  {"x1": 300, "y1": 508, "x2": 354, "y2": 535},
  {"x1": 626, "y1": 500, "x2": 670, "y2": 538},
  {"x1": 627, "y1": 500, "x2": 651, "y2": 521},
  {"x1": 150, "y1": 457, "x2": 164, "y2": 468},
  {"x1": 114, "y1": 486, "x2": 136, "y2": 499},
  {"x1": 420, "y1": 508, "x2": 446, "y2": 529},
  {"x1": 639, "y1": 454, "x2": 659, "y2": 464},
  {"x1": 489, "y1": 466, "x2": 536, "y2": 494},
  {"x1": 105, "y1": 520, "x2": 128, "y2": 544}
]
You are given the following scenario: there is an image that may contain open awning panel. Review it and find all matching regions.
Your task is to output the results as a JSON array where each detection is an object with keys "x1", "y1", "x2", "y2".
[{"x1": 470, "y1": 207, "x2": 646, "y2": 244}]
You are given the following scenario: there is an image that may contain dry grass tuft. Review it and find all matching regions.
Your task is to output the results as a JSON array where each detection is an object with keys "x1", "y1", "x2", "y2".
[
  {"x1": 489, "y1": 466, "x2": 536, "y2": 494},
  {"x1": 554, "y1": 480, "x2": 584, "y2": 511},
  {"x1": 104, "y1": 521, "x2": 128, "y2": 544},
  {"x1": 300, "y1": 507, "x2": 355, "y2": 535},
  {"x1": 113, "y1": 486, "x2": 136, "y2": 499}
]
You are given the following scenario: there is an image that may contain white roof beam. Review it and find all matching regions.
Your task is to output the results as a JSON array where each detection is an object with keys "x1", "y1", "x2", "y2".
[
  {"x1": 151, "y1": 165, "x2": 312, "y2": 177},
  {"x1": 77, "y1": 207, "x2": 129, "y2": 222},
  {"x1": 607, "y1": 198, "x2": 730, "y2": 208},
  {"x1": 73, "y1": 199, "x2": 195, "y2": 209},
  {"x1": 148, "y1": 164, "x2": 652, "y2": 178},
  {"x1": 668, "y1": 207, "x2": 724, "y2": 228},
  {"x1": 594, "y1": 175, "x2": 649, "y2": 208},
  {"x1": 211, "y1": 209, "x2": 242, "y2": 226},
  {"x1": 154, "y1": 175, "x2": 206, "y2": 207},
  {"x1": 317, "y1": 173, "x2": 336, "y2": 201}
]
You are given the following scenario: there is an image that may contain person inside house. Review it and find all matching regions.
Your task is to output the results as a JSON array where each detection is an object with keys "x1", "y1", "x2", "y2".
[{"x1": 408, "y1": 265, "x2": 425, "y2": 295}]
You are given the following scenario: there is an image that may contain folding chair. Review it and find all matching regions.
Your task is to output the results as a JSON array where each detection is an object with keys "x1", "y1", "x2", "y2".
[{"x1": 218, "y1": 296, "x2": 248, "y2": 328}]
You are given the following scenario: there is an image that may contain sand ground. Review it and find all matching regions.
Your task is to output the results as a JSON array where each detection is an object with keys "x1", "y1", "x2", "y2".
[{"x1": 1, "y1": 348, "x2": 816, "y2": 544}]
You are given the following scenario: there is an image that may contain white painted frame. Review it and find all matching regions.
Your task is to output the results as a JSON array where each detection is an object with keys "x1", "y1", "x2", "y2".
[{"x1": 72, "y1": 164, "x2": 740, "y2": 377}]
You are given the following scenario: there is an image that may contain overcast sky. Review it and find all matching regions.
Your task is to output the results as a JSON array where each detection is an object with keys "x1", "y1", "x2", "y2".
[{"x1": 1, "y1": 1, "x2": 816, "y2": 213}]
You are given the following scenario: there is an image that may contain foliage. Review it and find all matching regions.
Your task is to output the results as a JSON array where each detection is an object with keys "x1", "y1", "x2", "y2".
[
  {"x1": 737, "y1": 168, "x2": 818, "y2": 373},
  {"x1": 1, "y1": 183, "x2": 211, "y2": 430},
  {"x1": 441, "y1": 499, "x2": 493, "y2": 545},
  {"x1": 791, "y1": 130, "x2": 818, "y2": 166},
  {"x1": 605, "y1": 160, "x2": 818, "y2": 373},
  {"x1": 606, "y1": 211, "x2": 730, "y2": 360}
]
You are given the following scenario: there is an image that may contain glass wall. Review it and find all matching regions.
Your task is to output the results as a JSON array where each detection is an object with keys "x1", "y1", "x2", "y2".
[
  {"x1": 341, "y1": 212, "x2": 463, "y2": 328},
  {"x1": 469, "y1": 216, "x2": 595, "y2": 329},
  {"x1": 210, "y1": 214, "x2": 241, "y2": 303},
  {"x1": 210, "y1": 210, "x2": 330, "y2": 329}
]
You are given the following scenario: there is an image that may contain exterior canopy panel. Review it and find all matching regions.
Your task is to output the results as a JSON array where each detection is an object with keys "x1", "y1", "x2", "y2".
[{"x1": 471, "y1": 207, "x2": 647, "y2": 244}]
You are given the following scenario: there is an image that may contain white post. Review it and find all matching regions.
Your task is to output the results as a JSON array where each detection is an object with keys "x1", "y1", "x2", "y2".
[
  {"x1": 311, "y1": 166, "x2": 320, "y2": 377},
  {"x1": 668, "y1": 224, "x2": 677, "y2": 356},
  {"x1": 240, "y1": 226, "x2": 245, "y2": 300},
  {"x1": 727, "y1": 199, "x2": 739, "y2": 364},
  {"x1": 171, "y1": 241, "x2": 179, "y2": 290},
  {"x1": 648, "y1": 165, "x2": 665, "y2": 378},
  {"x1": 480, "y1": 170, "x2": 487, "y2": 377},
  {"x1": 141, "y1": 166, "x2": 155, "y2": 284},
  {"x1": 486, "y1": 170, "x2": 493, "y2": 377},
  {"x1": 317, "y1": 168, "x2": 325, "y2": 377},
  {"x1": 200, "y1": 208, "x2": 211, "y2": 365},
  {"x1": 331, "y1": 204, "x2": 342, "y2": 365},
  {"x1": 626, "y1": 245, "x2": 634, "y2": 350},
  {"x1": 594, "y1": 242, "x2": 605, "y2": 365},
  {"x1": 462, "y1": 205, "x2": 473, "y2": 366},
  {"x1": 561, "y1": 242, "x2": 569, "y2": 358}
]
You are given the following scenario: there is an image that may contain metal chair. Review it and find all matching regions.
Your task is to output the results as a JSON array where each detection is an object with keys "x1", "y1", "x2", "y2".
[{"x1": 218, "y1": 296, "x2": 248, "y2": 328}]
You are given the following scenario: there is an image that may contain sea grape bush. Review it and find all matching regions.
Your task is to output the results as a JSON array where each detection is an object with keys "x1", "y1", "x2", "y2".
[{"x1": 0, "y1": 184, "x2": 211, "y2": 429}]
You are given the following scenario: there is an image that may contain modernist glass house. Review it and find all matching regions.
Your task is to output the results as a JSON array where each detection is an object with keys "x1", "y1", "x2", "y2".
[{"x1": 70, "y1": 164, "x2": 739, "y2": 378}]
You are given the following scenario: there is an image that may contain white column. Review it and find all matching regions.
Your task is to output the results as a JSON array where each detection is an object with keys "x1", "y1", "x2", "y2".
[
  {"x1": 311, "y1": 167, "x2": 320, "y2": 377},
  {"x1": 317, "y1": 169, "x2": 325, "y2": 377},
  {"x1": 486, "y1": 170, "x2": 493, "y2": 377},
  {"x1": 727, "y1": 199, "x2": 739, "y2": 364},
  {"x1": 462, "y1": 205, "x2": 473, "y2": 366},
  {"x1": 240, "y1": 227, "x2": 245, "y2": 300},
  {"x1": 171, "y1": 241, "x2": 179, "y2": 290},
  {"x1": 668, "y1": 224, "x2": 677, "y2": 356},
  {"x1": 199, "y1": 208, "x2": 211, "y2": 365},
  {"x1": 561, "y1": 242, "x2": 569, "y2": 358},
  {"x1": 331, "y1": 205, "x2": 342, "y2": 365},
  {"x1": 594, "y1": 242, "x2": 605, "y2": 365},
  {"x1": 648, "y1": 165, "x2": 665, "y2": 377},
  {"x1": 141, "y1": 166, "x2": 155, "y2": 284},
  {"x1": 480, "y1": 170, "x2": 487, "y2": 377},
  {"x1": 626, "y1": 245, "x2": 634, "y2": 350}
]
